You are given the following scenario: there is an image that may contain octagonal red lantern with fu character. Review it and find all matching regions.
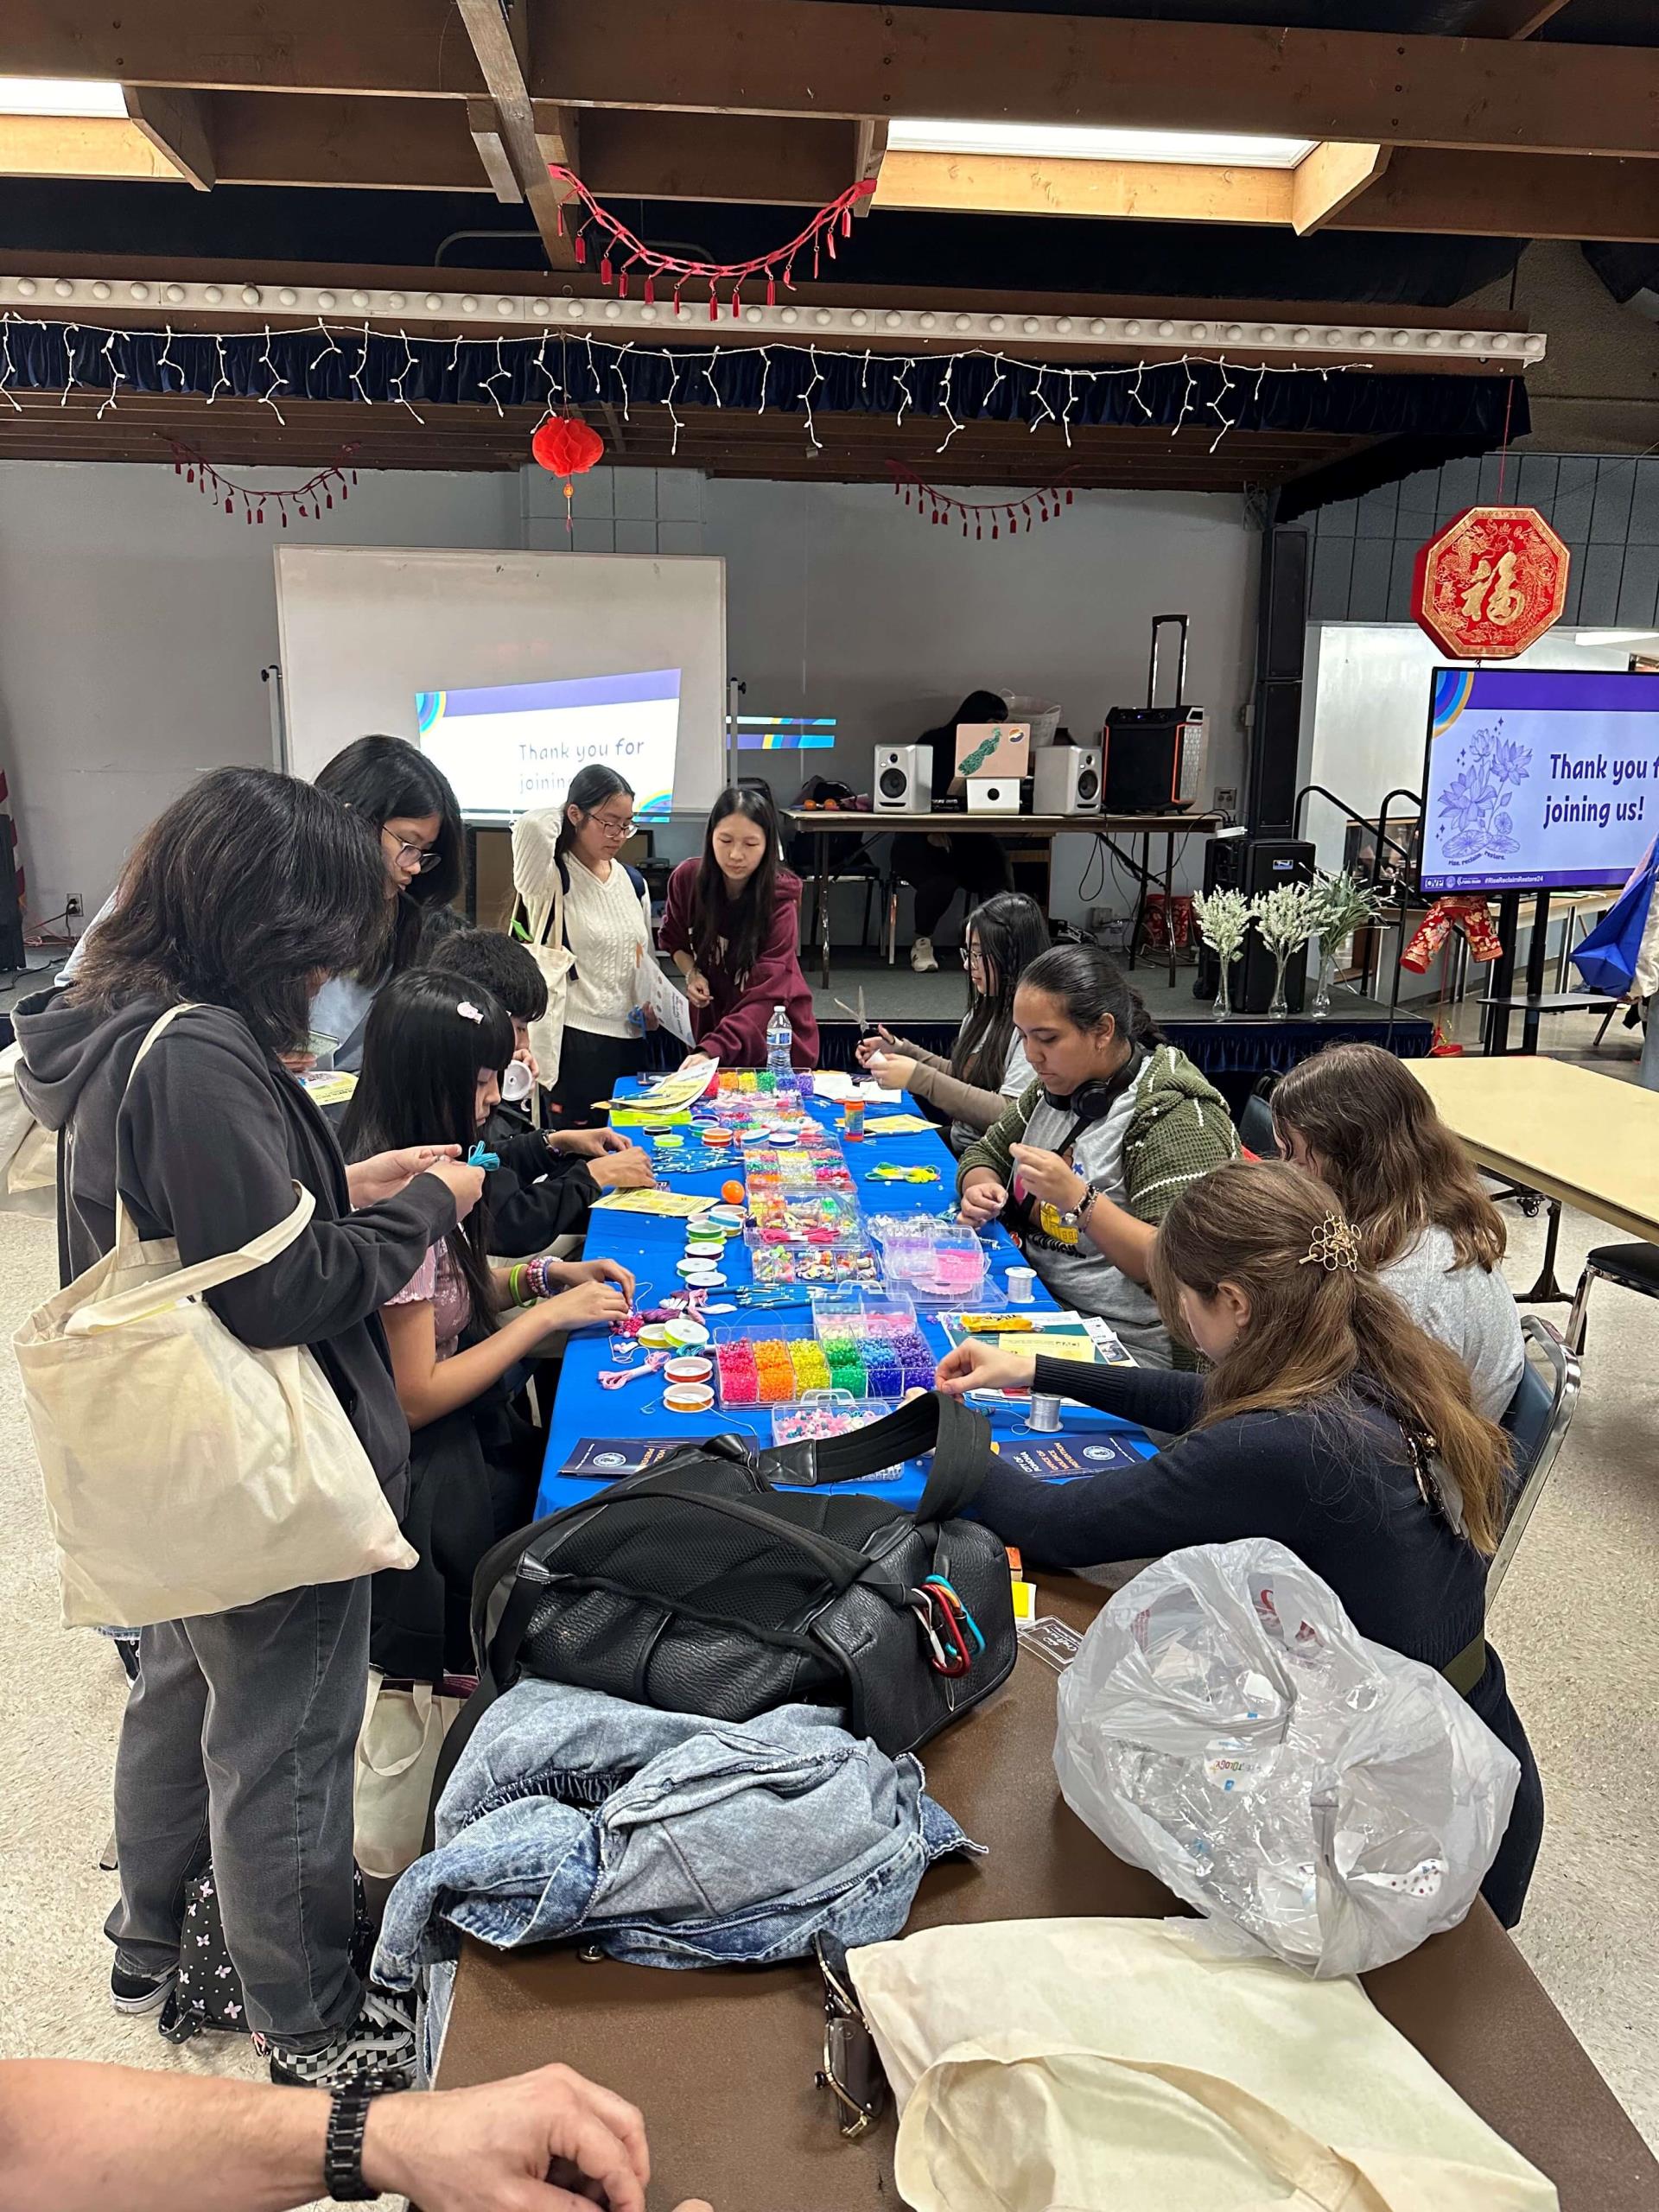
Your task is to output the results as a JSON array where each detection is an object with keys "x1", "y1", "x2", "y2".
[{"x1": 1411, "y1": 505, "x2": 1570, "y2": 661}]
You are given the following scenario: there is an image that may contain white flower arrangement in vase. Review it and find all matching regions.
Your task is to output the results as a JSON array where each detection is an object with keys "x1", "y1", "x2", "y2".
[
  {"x1": 1191, "y1": 887, "x2": 1255, "y2": 1020},
  {"x1": 1249, "y1": 880, "x2": 1318, "y2": 1019},
  {"x1": 1308, "y1": 870, "x2": 1389, "y2": 1018}
]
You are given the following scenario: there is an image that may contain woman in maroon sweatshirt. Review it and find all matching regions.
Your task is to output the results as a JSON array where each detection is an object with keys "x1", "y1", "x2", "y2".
[{"x1": 660, "y1": 788, "x2": 819, "y2": 1068}]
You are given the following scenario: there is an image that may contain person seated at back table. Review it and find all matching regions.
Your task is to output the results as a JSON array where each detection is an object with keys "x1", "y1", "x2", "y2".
[
  {"x1": 937, "y1": 1158, "x2": 1542, "y2": 1929},
  {"x1": 341, "y1": 972, "x2": 632, "y2": 1682},
  {"x1": 858, "y1": 891, "x2": 1049, "y2": 1154},
  {"x1": 955, "y1": 944, "x2": 1238, "y2": 1366},
  {"x1": 661, "y1": 786, "x2": 818, "y2": 1071},
  {"x1": 890, "y1": 688, "x2": 1017, "y2": 975},
  {"x1": 1270, "y1": 1043, "x2": 1524, "y2": 1422},
  {"x1": 424, "y1": 926, "x2": 656, "y2": 1254}
]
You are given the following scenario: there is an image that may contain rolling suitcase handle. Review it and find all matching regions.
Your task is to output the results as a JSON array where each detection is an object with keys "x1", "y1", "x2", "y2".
[{"x1": 1147, "y1": 613, "x2": 1190, "y2": 710}]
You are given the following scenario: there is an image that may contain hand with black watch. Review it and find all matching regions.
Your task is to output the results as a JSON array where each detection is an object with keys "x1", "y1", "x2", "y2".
[
  {"x1": 0, "y1": 2056, "x2": 712, "y2": 2212},
  {"x1": 334, "y1": 2067, "x2": 713, "y2": 2211}
]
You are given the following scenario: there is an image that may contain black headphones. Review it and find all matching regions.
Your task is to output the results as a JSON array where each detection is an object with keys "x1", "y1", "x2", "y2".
[{"x1": 1042, "y1": 1045, "x2": 1145, "y2": 1127}]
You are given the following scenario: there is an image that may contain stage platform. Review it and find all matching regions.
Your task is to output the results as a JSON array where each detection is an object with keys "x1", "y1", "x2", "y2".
[{"x1": 645, "y1": 951, "x2": 1435, "y2": 1113}]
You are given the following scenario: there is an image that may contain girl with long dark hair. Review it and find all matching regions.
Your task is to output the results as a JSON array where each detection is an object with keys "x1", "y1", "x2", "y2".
[
  {"x1": 14, "y1": 766, "x2": 481, "y2": 2089},
  {"x1": 1270, "y1": 1044, "x2": 1524, "y2": 1419},
  {"x1": 938, "y1": 1158, "x2": 1541, "y2": 1928},
  {"x1": 660, "y1": 787, "x2": 818, "y2": 1068},
  {"x1": 857, "y1": 890, "x2": 1047, "y2": 1151},
  {"x1": 341, "y1": 970, "x2": 632, "y2": 1679},
  {"x1": 511, "y1": 764, "x2": 655, "y2": 1125},
  {"x1": 956, "y1": 943, "x2": 1236, "y2": 1363},
  {"x1": 309, "y1": 734, "x2": 466, "y2": 1070}
]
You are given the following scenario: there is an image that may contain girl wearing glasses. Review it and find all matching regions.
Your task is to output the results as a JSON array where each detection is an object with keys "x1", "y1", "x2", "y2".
[
  {"x1": 857, "y1": 890, "x2": 1047, "y2": 1153},
  {"x1": 56, "y1": 735, "x2": 465, "y2": 1078},
  {"x1": 511, "y1": 764, "x2": 656, "y2": 1126},
  {"x1": 308, "y1": 735, "x2": 466, "y2": 1071},
  {"x1": 660, "y1": 787, "x2": 818, "y2": 1071}
]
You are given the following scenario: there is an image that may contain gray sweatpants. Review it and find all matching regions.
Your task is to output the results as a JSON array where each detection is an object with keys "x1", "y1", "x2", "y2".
[{"x1": 107, "y1": 1576, "x2": 369, "y2": 2047}]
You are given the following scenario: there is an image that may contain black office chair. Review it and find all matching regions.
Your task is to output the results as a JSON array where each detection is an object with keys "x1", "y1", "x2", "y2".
[
  {"x1": 1564, "y1": 1243, "x2": 1659, "y2": 1358},
  {"x1": 1490, "y1": 1315, "x2": 1580, "y2": 1605},
  {"x1": 1236, "y1": 1073, "x2": 1280, "y2": 1160}
]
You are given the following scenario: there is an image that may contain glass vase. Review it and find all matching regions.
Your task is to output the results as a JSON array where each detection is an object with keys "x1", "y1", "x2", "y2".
[
  {"x1": 1312, "y1": 950, "x2": 1338, "y2": 1019},
  {"x1": 1268, "y1": 950, "x2": 1290, "y2": 1020},
  {"x1": 1212, "y1": 955, "x2": 1234, "y2": 1020}
]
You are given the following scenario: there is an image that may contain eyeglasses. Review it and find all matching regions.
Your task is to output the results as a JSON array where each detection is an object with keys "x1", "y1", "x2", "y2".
[
  {"x1": 958, "y1": 944, "x2": 986, "y2": 969},
  {"x1": 587, "y1": 810, "x2": 638, "y2": 839},
  {"x1": 812, "y1": 1936, "x2": 887, "y2": 2141},
  {"x1": 382, "y1": 830, "x2": 442, "y2": 874}
]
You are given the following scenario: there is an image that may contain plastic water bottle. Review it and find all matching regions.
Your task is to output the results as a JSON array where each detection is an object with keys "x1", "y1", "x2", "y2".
[{"x1": 766, "y1": 1004, "x2": 791, "y2": 1076}]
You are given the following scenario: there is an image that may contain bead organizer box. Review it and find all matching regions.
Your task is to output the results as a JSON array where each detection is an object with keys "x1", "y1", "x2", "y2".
[
  {"x1": 749, "y1": 1242, "x2": 881, "y2": 1288},
  {"x1": 802, "y1": 1295, "x2": 935, "y2": 1401},
  {"x1": 770, "y1": 1392, "x2": 901, "y2": 1450},
  {"x1": 866, "y1": 1213, "x2": 989, "y2": 1303}
]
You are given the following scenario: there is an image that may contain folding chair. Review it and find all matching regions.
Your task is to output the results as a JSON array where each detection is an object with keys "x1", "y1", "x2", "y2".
[
  {"x1": 1565, "y1": 1241, "x2": 1659, "y2": 1358},
  {"x1": 1489, "y1": 1315, "x2": 1580, "y2": 1606}
]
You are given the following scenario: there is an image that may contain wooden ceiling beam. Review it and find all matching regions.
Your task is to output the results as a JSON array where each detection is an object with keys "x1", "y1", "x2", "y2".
[
  {"x1": 5, "y1": 2, "x2": 1656, "y2": 160},
  {"x1": 1291, "y1": 142, "x2": 1389, "y2": 237},
  {"x1": 1336, "y1": 148, "x2": 1659, "y2": 243},
  {"x1": 454, "y1": 0, "x2": 576, "y2": 264},
  {"x1": 467, "y1": 97, "x2": 522, "y2": 203},
  {"x1": 0, "y1": 113, "x2": 194, "y2": 183},
  {"x1": 531, "y1": 0, "x2": 1659, "y2": 162},
  {"x1": 123, "y1": 86, "x2": 215, "y2": 190},
  {"x1": 6, "y1": 0, "x2": 1654, "y2": 160},
  {"x1": 0, "y1": 0, "x2": 479, "y2": 98},
  {"x1": 1459, "y1": 0, "x2": 1574, "y2": 34},
  {"x1": 48, "y1": 95, "x2": 1645, "y2": 244},
  {"x1": 874, "y1": 151, "x2": 1295, "y2": 226}
]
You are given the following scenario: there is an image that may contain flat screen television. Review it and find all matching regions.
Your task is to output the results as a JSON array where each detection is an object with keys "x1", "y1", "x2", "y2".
[
  {"x1": 415, "y1": 671, "x2": 681, "y2": 821},
  {"x1": 1419, "y1": 666, "x2": 1659, "y2": 897}
]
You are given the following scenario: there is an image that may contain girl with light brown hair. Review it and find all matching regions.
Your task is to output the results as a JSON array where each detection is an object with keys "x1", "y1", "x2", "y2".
[
  {"x1": 936, "y1": 1157, "x2": 1541, "y2": 1926},
  {"x1": 1270, "y1": 1043, "x2": 1523, "y2": 1420}
]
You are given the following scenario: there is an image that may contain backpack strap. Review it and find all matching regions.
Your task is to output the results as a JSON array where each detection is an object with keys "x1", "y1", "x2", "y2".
[{"x1": 758, "y1": 1390, "x2": 993, "y2": 1525}]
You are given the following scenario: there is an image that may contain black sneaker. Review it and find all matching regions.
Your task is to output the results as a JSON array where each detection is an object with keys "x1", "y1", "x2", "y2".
[
  {"x1": 111, "y1": 1963, "x2": 177, "y2": 2017},
  {"x1": 256, "y1": 1990, "x2": 416, "y2": 2091}
]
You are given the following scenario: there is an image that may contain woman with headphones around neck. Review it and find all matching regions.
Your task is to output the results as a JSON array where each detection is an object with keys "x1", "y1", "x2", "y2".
[{"x1": 956, "y1": 944, "x2": 1237, "y2": 1365}]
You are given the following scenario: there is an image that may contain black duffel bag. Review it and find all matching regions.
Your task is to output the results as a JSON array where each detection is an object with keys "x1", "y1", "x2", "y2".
[{"x1": 445, "y1": 1393, "x2": 1017, "y2": 1780}]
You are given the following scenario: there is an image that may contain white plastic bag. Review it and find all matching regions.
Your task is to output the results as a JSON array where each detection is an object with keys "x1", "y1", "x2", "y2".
[{"x1": 1053, "y1": 1540, "x2": 1520, "y2": 1977}]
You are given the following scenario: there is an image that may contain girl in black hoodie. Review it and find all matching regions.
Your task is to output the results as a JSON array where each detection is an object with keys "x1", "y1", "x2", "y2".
[{"x1": 16, "y1": 767, "x2": 479, "y2": 2091}]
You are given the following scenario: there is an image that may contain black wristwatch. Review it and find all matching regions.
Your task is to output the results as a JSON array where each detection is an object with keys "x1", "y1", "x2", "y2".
[{"x1": 324, "y1": 2086, "x2": 376, "y2": 2202}]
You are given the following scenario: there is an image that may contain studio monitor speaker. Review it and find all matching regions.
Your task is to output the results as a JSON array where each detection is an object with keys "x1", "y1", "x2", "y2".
[
  {"x1": 1033, "y1": 746, "x2": 1103, "y2": 815},
  {"x1": 874, "y1": 743, "x2": 930, "y2": 812}
]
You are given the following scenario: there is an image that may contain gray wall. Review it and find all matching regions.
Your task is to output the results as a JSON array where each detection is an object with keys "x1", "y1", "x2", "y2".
[
  {"x1": 2, "y1": 460, "x2": 1257, "y2": 934},
  {"x1": 1306, "y1": 453, "x2": 1659, "y2": 635}
]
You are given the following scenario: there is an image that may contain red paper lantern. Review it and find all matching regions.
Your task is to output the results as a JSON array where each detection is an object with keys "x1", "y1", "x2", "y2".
[
  {"x1": 1411, "y1": 505, "x2": 1570, "y2": 662},
  {"x1": 531, "y1": 414, "x2": 605, "y2": 502}
]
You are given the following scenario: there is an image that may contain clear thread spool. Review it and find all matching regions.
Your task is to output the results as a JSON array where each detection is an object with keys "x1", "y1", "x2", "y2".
[{"x1": 1027, "y1": 1391, "x2": 1062, "y2": 1433}]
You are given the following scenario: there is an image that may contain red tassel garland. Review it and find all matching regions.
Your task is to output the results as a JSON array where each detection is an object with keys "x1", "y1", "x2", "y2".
[{"x1": 543, "y1": 162, "x2": 874, "y2": 318}]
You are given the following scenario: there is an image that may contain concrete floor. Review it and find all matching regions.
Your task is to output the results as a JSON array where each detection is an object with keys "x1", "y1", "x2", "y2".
[{"x1": 0, "y1": 1040, "x2": 1654, "y2": 2192}]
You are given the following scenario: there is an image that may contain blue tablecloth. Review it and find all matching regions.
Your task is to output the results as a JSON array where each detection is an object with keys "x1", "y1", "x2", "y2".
[{"x1": 536, "y1": 1085, "x2": 1157, "y2": 1516}]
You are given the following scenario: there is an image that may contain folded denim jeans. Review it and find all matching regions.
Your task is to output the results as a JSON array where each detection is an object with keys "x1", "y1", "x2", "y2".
[{"x1": 374, "y1": 1680, "x2": 982, "y2": 1986}]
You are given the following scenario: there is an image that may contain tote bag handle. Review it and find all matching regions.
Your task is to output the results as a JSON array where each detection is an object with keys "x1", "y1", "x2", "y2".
[{"x1": 67, "y1": 1001, "x2": 318, "y2": 1330}]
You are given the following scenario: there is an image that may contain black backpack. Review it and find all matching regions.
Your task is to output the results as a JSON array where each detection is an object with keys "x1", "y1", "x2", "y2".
[{"x1": 439, "y1": 1394, "x2": 1017, "y2": 1802}]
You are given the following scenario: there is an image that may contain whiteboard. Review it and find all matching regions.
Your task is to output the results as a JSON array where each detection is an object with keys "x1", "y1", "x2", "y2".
[{"x1": 273, "y1": 546, "x2": 727, "y2": 816}]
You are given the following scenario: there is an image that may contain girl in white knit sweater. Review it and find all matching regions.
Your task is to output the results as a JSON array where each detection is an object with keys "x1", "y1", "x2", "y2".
[{"x1": 511, "y1": 765, "x2": 654, "y2": 1126}]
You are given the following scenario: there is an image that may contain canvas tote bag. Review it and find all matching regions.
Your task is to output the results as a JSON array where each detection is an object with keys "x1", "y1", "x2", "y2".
[
  {"x1": 511, "y1": 809, "x2": 575, "y2": 1085},
  {"x1": 849, "y1": 1919, "x2": 1557, "y2": 2212},
  {"x1": 14, "y1": 1002, "x2": 417, "y2": 1629},
  {"x1": 354, "y1": 1670, "x2": 466, "y2": 1879}
]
